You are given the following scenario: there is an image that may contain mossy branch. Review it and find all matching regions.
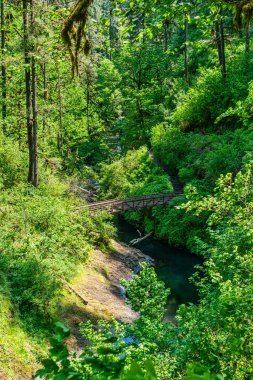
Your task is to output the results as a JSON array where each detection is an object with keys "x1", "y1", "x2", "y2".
[
  {"x1": 62, "y1": 0, "x2": 93, "y2": 77},
  {"x1": 222, "y1": 0, "x2": 253, "y2": 31}
]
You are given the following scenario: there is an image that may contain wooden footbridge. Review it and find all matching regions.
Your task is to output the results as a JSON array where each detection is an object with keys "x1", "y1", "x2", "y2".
[
  {"x1": 77, "y1": 153, "x2": 183, "y2": 213},
  {"x1": 83, "y1": 181, "x2": 183, "y2": 213}
]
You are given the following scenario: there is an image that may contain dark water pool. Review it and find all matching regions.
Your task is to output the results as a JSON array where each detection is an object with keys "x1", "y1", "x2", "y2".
[{"x1": 117, "y1": 217, "x2": 203, "y2": 321}]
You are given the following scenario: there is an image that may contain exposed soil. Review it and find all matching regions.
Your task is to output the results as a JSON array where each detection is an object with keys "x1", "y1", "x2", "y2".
[{"x1": 59, "y1": 240, "x2": 150, "y2": 351}]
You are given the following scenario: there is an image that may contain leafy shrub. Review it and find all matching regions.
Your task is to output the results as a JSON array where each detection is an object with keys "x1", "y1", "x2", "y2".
[
  {"x1": 0, "y1": 273, "x2": 46, "y2": 378},
  {"x1": 177, "y1": 165, "x2": 253, "y2": 379},
  {"x1": 151, "y1": 124, "x2": 187, "y2": 172},
  {"x1": 0, "y1": 174, "x2": 115, "y2": 318},
  {"x1": 122, "y1": 262, "x2": 170, "y2": 321},
  {"x1": 0, "y1": 137, "x2": 27, "y2": 188},
  {"x1": 171, "y1": 68, "x2": 229, "y2": 130},
  {"x1": 99, "y1": 146, "x2": 172, "y2": 200}
]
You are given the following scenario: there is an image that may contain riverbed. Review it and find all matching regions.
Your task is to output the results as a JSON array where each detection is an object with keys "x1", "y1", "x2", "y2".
[{"x1": 117, "y1": 217, "x2": 203, "y2": 321}]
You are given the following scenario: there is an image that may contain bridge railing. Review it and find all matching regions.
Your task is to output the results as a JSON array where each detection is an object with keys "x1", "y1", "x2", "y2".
[{"x1": 82, "y1": 191, "x2": 181, "y2": 212}]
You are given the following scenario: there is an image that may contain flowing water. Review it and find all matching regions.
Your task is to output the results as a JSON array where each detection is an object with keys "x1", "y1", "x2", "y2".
[{"x1": 117, "y1": 217, "x2": 203, "y2": 321}]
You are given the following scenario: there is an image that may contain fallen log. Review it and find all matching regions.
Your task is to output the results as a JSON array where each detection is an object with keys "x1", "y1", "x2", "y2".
[
  {"x1": 73, "y1": 185, "x2": 95, "y2": 195},
  {"x1": 62, "y1": 279, "x2": 88, "y2": 305},
  {"x1": 129, "y1": 231, "x2": 153, "y2": 246}
]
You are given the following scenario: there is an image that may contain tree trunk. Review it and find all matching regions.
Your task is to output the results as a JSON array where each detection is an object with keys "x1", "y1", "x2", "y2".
[
  {"x1": 1, "y1": 0, "x2": 6, "y2": 131},
  {"x1": 184, "y1": 13, "x2": 189, "y2": 82},
  {"x1": 86, "y1": 78, "x2": 91, "y2": 136},
  {"x1": 220, "y1": 18, "x2": 226, "y2": 78},
  {"x1": 215, "y1": 20, "x2": 223, "y2": 67},
  {"x1": 245, "y1": 20, "x2": 250, "y2": 52},
  {"x1": 42, "y1": 0, "x2": 47, "y2": 132},
  {"x1": 43, "y1": 62, "x2": 47, "y2": 131},
  {"x1": 109, "y1": 1, "x2": 113, "y2": 60},
  {"x1": 164, "y1": 18, "x2": 169, "y2": 52},
  {"x1": 57, "y1": 66, "x2": 63, "y2": 155},
  {"x1": 32, "y1": 55, "x2": 38, "y2": 187},
  {"x1": 23, "y1": 0, "x2": 38, "y2": 186},
  {"x1": 215, "y1": 16, "x2": 226, "y2": 79},
  {"x1": 23, "y1": 0, "x2": 34, "y2": 183}
]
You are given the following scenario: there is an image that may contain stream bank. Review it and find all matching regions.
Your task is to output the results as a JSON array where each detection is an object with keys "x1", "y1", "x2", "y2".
[
  {"x1": 117, "y1": 217, "x2": 203, "y2": 321},
  {"x1": 60, "y1": 218, "x2": 202, "y2": 350},
  {"x1": 59, "y1": 239, "x2": 151, "y2": 351}
]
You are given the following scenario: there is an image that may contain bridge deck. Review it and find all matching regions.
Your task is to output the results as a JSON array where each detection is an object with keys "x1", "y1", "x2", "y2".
[{"x1": 85, "y1": 191, "x2": 182, "y2": 213}]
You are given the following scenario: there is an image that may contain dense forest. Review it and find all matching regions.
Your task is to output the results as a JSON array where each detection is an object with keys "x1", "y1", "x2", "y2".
[{"x1": 1, "y1": 0, "x2": 253, "y2": 378}]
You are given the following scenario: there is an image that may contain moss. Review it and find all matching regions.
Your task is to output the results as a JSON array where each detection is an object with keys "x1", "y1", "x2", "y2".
[
  {"x1": 61, "y1": 0, "x2": 94, "y2": 76},
  {"x1": 224, "y1": 1, "x2": 253, "y2": 31}
]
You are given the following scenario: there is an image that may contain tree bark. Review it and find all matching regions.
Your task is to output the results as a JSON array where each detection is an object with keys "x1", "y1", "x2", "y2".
[
  {"x1": 86, "y1": 77, "x2": 91, "y2": 136},
  {"x1": 215, "y1": 20, "x2": 223, "y2": 67},
  {"x1": 220, "y1": 18, "x2": 226, "y2": 78},
  {"x1": 245, "y1": 20, "x2": 250, "y2": 52},
  {"x1": 31, "y1": 0, "x2": 38, "y2": 187},
  {"x1": 164, "y1": 18, "x2": 169, "y2": 52},
  {"x1": 184, "y1": 13, "x2": 189, "y2": 82},
  {"x1": 57, "y1": 66, "x2": 63, "y2": 155},
  {"x1": 43, "y1": 62, "x2": 47, "y2": 131},
  {"x1": 215, "y1": 16, "x2": 226, "y2": 79},
  {"x1": 109, "y1": 1, "x2": 113, "y2": 60},
  {"x1": 23, "y1": 0, "x2": 34, "y2": 183},
  {"x1": 129, "y1": 231, "x2": 153, "y2": 246},
  {"x1": 32, "y1": 55, "x2": 38, "y2": 187},
  {"x1": 1, "y1": 0, "x2": 6, "y2": 131},
  {"x1": 23, "y1": 0, "x2": 38, "y2": 186}
]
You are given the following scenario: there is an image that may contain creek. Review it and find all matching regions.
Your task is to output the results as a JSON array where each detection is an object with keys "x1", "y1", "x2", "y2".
[{"x1": 117, "y1": 217, "x2": 203, "y2": 321}]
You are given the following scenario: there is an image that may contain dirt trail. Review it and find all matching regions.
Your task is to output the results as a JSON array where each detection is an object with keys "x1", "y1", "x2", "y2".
[
  {"x1": 149, "y1": 150, "x2": 183, "y2": 194},
  {"x1": 59, "y1": 240, "x2": 150, "y2": 351}
]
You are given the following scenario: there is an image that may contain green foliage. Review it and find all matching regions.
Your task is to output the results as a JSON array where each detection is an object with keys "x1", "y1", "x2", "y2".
[
  {"x1": 0, "y1": 178, "x2": 114, "y2": 317},
  {"x1": 99, "y1": 146, "x2": 172, "y2": 200},
  {"x1": 0, "y1": 140, "x2": 116, "y2": 377},
  {"x1": 152, "y1": 125, "x2": 253, "y2": 186},
  {"x1": 172, "y1": 68, "x2": 228, "y2": 130},
  {"x1": 0, "y1": 274, "x2": 46, "y2": 378},
  {"x1": 175, "y1": 164, "x2": 253, "y2": 379},
  {"x1": 121, "y1": 262, "x2": 169, "y2": 320},
  {"x1": 152, "y1": 200, "x2": 207, "y2": 252},
  {"x1": 97, "y1": 58, "x2": 123, "y2": 130},
  {"x1": 37, "y1": 319, "x2": 159, "y2": 379},
  {"x1": 184, "y1": 364, "x2": 224, "y2": 380},
  {"x1": 37, "y1": 266, "x2": 171, "y2": 379},
  {"x1": 170, "y1": 53, "x2": 253, "y2": 132},
  {"x1": 114, "y1": 43, "x2": 168, "y2": 147},
  {"x1": 0, "y1": 137, "x2": 27, "y2": 188},
  {"x1": 0, "y1": 140, "x2": 115, "y2": 338},
  {"x1": 151, "y1": 124, "x2": 187, "y2": 172}
]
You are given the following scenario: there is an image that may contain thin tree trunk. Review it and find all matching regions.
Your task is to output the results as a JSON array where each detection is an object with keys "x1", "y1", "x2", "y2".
[
  {"x1": 164, "y1": 18, "x2": 169, "y2": 52},
  {"x1": 1, "y1": 0, "x2": 6, "y2": 131},
  {"x1": 23, "y1": 0, "x2": 34, "y2": 183},
  {"x1": 43, "y1": 62, "x2": 47, "y2": 131},
  {"x1": 31, "y1": 0, "x2": 38, "y2": 187},
  {"x1": 109, "y1": 1, "x2": 113, "y2": 60},
  {"x1": 164, "y1": 19, "x2": 169, "y2": 71},
  {"x1": 245, "y1": 20, "x2": 250, "y2": 52},
  {"x1": 184, "y1": 13, "x2": 189, "y2": 82},
  {"x1": 86, "y1": 78, "x2": 90, "y2": 136},
  {"x1": 142, "y1": 13, "x2": 145, "y2": 44},
  {"x1": 215, "y1": 20, "x2": 223, "y2": 67},
  {"x1": 220, "y1": 18, "x2": 226, "y2": 78},
  {"x1": 42, "y1": 0, "x2": 47, "y2": 133},
  {"x1": 32, "y1": 55, "x2": 38, "y2": 187},
  {"x1": 215, "y1": 16, "x2": 226, "y2": 79},
  {"x1": 57, "y1": 67, "x2": 63, "y2": 155}
]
